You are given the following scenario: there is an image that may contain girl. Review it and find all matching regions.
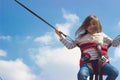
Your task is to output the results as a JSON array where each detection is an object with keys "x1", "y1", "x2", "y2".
[{"x1": 55, "y1": 15, "x2": 119, "y2": 80}]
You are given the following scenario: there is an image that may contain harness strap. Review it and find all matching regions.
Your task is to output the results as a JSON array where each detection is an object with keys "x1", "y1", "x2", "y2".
[
  {"x1": 79, "y1": 42, "x2": 109, "y2": 80},
  {"x1": 87, "y1": 60, "x2": 103, "y2": 80}
]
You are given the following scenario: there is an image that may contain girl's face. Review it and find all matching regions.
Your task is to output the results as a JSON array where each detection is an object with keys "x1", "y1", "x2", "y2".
[{"x1": 87, "y1": 20, "x2": 98, "y2": 34}]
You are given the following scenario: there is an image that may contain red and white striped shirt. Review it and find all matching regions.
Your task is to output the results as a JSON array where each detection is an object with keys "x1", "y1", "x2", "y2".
[{"x1": 59, "y1": 32, "x2": 112, "y2": 60}]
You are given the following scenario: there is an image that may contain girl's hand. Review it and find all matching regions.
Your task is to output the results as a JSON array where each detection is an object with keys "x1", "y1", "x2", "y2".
[{"x1": 55, "y1": 28, "x2": 62, "y2": 38}]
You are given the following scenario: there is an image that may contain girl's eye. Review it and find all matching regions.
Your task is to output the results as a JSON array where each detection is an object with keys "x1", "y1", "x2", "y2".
[{"x1": 90, "y1": 22, "x2": 96, "y2": 26}]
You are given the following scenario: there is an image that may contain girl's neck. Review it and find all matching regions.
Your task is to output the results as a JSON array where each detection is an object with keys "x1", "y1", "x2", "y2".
[{"x1": 88, "y1": 30, "x2": 101, "y2": 34}]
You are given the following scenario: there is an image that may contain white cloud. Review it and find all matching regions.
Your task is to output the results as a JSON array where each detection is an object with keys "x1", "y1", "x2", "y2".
[
  {"x1": 30, "y1": 46, "x2": 80, "y2": 67},
  {"x1": 29, "y1": 46, "x2": 80, "y2": 80},
  {"x1": 0, "y1": 35, "x2": 11, "y2": 40},
  {"x1": 25, "y1": 36, "x2": 33, "y2": 40},
  {"x1": 0, "y1": 59, "x2": 37, "y2": 80},
  {"x1": 0, "y1": 9, "x2": 80, "y2": 80},
  {"x1": 30, "y1": 9, "x2": 80, "y2": 67},
  {"x1": 114, "y1": 46, "x2": 120, "y2": 60},
  {"x1": 56, "y1": 23, "x2": 71, "y2": 35},
  {"x1": 56, "y1": 9, "x2": 80, "y2": 35},
  {"x1": 118, "y1": 21, "x2": 120, "y2": 27},
  {"x1": 0, "y1": 49, "x2": 7, "y2": 57},
  {"x1": 28, "y1": 9, "x2": 81, "y2": 80},
  {"x1": 62, "y1": 9, "x2": 79, "y2": 24},
  {"x1": 34, "y1": 33, "x2": 53, "y2": 45}
]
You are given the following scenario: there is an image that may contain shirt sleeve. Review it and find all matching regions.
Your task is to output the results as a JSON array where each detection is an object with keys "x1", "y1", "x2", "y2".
[
  {"x1": 111, "y1": 35, "x2": 120, "y2": 47},
  {"x1": 101, "y1": 32, "x2": 113, "y2": 45},
  {"x1": 59, "y1": 36, "x2": 77, "y2": 49},
  {"x1": 101, "y1": 32, "x2": 120, "y2": 47}
]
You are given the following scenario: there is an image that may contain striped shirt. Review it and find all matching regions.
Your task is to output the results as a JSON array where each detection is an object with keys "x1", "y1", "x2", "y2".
[
  {"x1": 60, "y1": 32, "x2": 112, "y2": 49},
  {"x1": 59, "y1": 32, "x2": 112, "y2": 60}
]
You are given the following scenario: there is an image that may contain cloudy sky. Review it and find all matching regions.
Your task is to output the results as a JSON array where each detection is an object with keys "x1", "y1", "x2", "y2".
[{"x1": 0, "y1": 0, "x2": 120, "y2": 80}]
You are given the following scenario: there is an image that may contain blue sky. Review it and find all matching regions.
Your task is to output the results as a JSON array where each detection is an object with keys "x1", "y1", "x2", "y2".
[{"x1": 0, "y1": 0, "x2": 120, "y2": 80}]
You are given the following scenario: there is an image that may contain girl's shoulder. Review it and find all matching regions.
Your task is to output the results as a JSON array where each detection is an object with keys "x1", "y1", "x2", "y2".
[
  {"x1": 97, "y1": 32, "x2": 112, "y2": 41},
  {"x1": 99, "y1": 32, "x2": 110, "y2": 37},
  {"x1": 93, "y1": 32, "x2": 106, "y2": 36},
  {"x1": 76, "y1": 33, "x2": 90, "y2": 40}
]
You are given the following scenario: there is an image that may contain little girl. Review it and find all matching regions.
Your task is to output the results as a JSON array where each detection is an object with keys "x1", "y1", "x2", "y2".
[{"x1": 55, "y1": 15, "x2": 119, "y2": 80}]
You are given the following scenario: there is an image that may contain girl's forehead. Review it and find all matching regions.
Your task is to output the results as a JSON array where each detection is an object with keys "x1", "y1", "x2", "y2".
[{"x1": 90, "y1": 19, "x2": 98, "y2": 23}]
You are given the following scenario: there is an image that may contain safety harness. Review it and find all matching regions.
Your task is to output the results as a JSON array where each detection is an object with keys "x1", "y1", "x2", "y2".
[{"x1": 79, "y1": 42, "x2": 109, "y2": 80}]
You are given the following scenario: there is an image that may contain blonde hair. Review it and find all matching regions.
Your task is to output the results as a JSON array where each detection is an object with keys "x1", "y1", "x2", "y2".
[{"x1": 75, "y1": 15, "x2": 102, "y2": 37}]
